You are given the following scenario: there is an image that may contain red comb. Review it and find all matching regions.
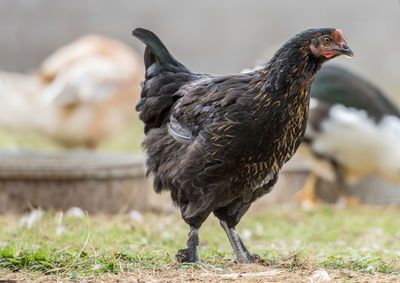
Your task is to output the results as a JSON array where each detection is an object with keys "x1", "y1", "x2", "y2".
[{"x1": 336, "y1": 29, "x2": 344, "y2": 40}]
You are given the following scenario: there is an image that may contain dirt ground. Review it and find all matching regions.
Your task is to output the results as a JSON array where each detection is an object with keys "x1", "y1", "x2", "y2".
[{"x1": 2, "y1": 264, "x2": 399, "y2": 283}]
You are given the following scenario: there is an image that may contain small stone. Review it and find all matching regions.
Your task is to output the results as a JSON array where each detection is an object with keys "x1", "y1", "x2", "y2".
[
  {"x1": 310, "y1": 268, "x2": 331, "y2": 282},
  {"x1": 19, "y1": 209, "x2": 44, "y2": 229},
  {"x1": 129, "y1": 210, "x2": 144, "y2": 223},
  {"x1": 66, "y1": 207, "x2": 85, "y2": 218}
]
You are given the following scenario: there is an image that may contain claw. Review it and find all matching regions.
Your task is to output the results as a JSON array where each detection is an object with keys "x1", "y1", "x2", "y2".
[{"x1": 176, "y1": 247, "x2": 200, "y2": 263}]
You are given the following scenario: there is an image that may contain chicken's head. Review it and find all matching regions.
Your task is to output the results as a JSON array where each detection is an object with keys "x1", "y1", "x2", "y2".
[{"x1": 309, "y1": 29, "x2": 354, "y2": 59}]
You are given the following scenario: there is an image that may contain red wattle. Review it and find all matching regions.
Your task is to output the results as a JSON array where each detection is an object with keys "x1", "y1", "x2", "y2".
[{"x1": 324, "y1": 51, "x2": 336, "y2": 58}]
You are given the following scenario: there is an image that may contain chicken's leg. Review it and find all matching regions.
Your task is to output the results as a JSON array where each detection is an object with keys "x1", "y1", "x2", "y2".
[
  {"x1": 220, "y1": 220, "x2": 259, "y2": 264},
  {"x1": 333, "y1": 163, "x2": 359, "y2": 207},
  {"x1": 294, "y1": 171, "x2": 320, "y2": 208},
  {"x1": 176, "y1": 226, "x2": 200, "y2": 263}
]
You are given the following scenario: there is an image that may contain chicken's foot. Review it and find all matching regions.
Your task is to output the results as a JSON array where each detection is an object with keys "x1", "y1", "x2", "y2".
[
  {"x1": 176, "y1": 226, "x2": 200, "y2": 263},
  {"x1": 220, "y1": 220, "x2": 259, "y2": 264}
]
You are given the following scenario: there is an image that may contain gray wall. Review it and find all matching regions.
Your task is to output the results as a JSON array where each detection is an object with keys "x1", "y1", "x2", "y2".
[{"x1": 1, "y1": 0, "x2": 399, "y2": 97}]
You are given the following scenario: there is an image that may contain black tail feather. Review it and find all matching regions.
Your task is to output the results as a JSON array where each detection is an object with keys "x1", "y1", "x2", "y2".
[
  {"x1": 132, "y1": 28, "x2": 195, "y2": 133},
  {"x1": 132, "y1": 28, "x2": 185, "y2": 70}
]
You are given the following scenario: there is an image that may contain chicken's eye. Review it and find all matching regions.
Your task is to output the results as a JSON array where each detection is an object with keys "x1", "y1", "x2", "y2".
[{"x1": 323, "y1": 37, "x2": 332, "y2": 44}]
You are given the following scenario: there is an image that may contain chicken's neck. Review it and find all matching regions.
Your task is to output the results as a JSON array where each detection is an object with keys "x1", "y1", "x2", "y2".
[
  {"x1": 261, "y1": 47, "x2": 323, "y2": 100},
  {"x1": 247, "y1": 47, "x2": 323, "y2": 129}
]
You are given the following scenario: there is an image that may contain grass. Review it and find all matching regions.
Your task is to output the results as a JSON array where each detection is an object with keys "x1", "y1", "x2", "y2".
[{"x1": 1, "y1": 205, "x2": 400, "y2": 281}]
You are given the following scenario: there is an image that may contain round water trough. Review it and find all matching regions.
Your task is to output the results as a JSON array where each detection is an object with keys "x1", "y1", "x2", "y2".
[{"x1": 0, "y1": 150, "x2": 149, "y2": 213}]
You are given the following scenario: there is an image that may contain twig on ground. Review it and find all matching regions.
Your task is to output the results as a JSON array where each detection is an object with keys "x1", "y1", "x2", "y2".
[
  {"x1": 62, "y1": 211, "x2": 91, "y2": 275},
  {"x1": 44, "y1": 258, "x2": 93, "y2": 275}
]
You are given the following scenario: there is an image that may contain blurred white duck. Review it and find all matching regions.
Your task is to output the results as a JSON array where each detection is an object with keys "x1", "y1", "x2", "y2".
[
  {"x1": 0, "y1": 35, "x2": 143, "y2": 149},
  {"x1": 296, "y1": 65, "x2": 400, "y2": 206}
]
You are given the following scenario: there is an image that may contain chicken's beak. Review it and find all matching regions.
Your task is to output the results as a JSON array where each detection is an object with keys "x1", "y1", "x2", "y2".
[
  {"x1": 334, "y1": 43, "x2": 354, "y2": 58},
  {"x1": 333, "y1": 29, "x2": 354, "y2": 58}
]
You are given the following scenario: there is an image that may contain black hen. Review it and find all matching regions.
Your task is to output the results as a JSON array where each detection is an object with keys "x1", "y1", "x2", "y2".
[{"x1": 133, "y1": 28, "x2": 353, "y2": 263}]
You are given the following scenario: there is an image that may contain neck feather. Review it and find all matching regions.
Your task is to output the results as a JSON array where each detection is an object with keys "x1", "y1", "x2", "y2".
[{"x1": 261, "y1": 44, "x2": 323, "y2": 95}]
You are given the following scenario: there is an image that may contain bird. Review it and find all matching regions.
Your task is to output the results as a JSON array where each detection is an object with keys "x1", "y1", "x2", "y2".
[
  {"x1": 133, "y1": 27, "x2": 353, "y2": 264},
  {"x1": 295, "y1": 65, "x2": 400, "y2": 206},
  {"x1": 0, "y1": 35, "x2": 143, "y2": 149}
]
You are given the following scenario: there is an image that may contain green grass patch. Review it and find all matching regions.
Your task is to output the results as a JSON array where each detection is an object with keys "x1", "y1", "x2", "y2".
[{"x1": 1, "y1": 206, "x2": 400, "y2": 280}]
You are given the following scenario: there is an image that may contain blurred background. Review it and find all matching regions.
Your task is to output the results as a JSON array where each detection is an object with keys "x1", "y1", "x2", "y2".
[
  {"x1": 0, "y1": 0, "x2": 399, "y2": 213},
  {"x1": 0, "y1": 1, "x2": 399, "y2": 90}
]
